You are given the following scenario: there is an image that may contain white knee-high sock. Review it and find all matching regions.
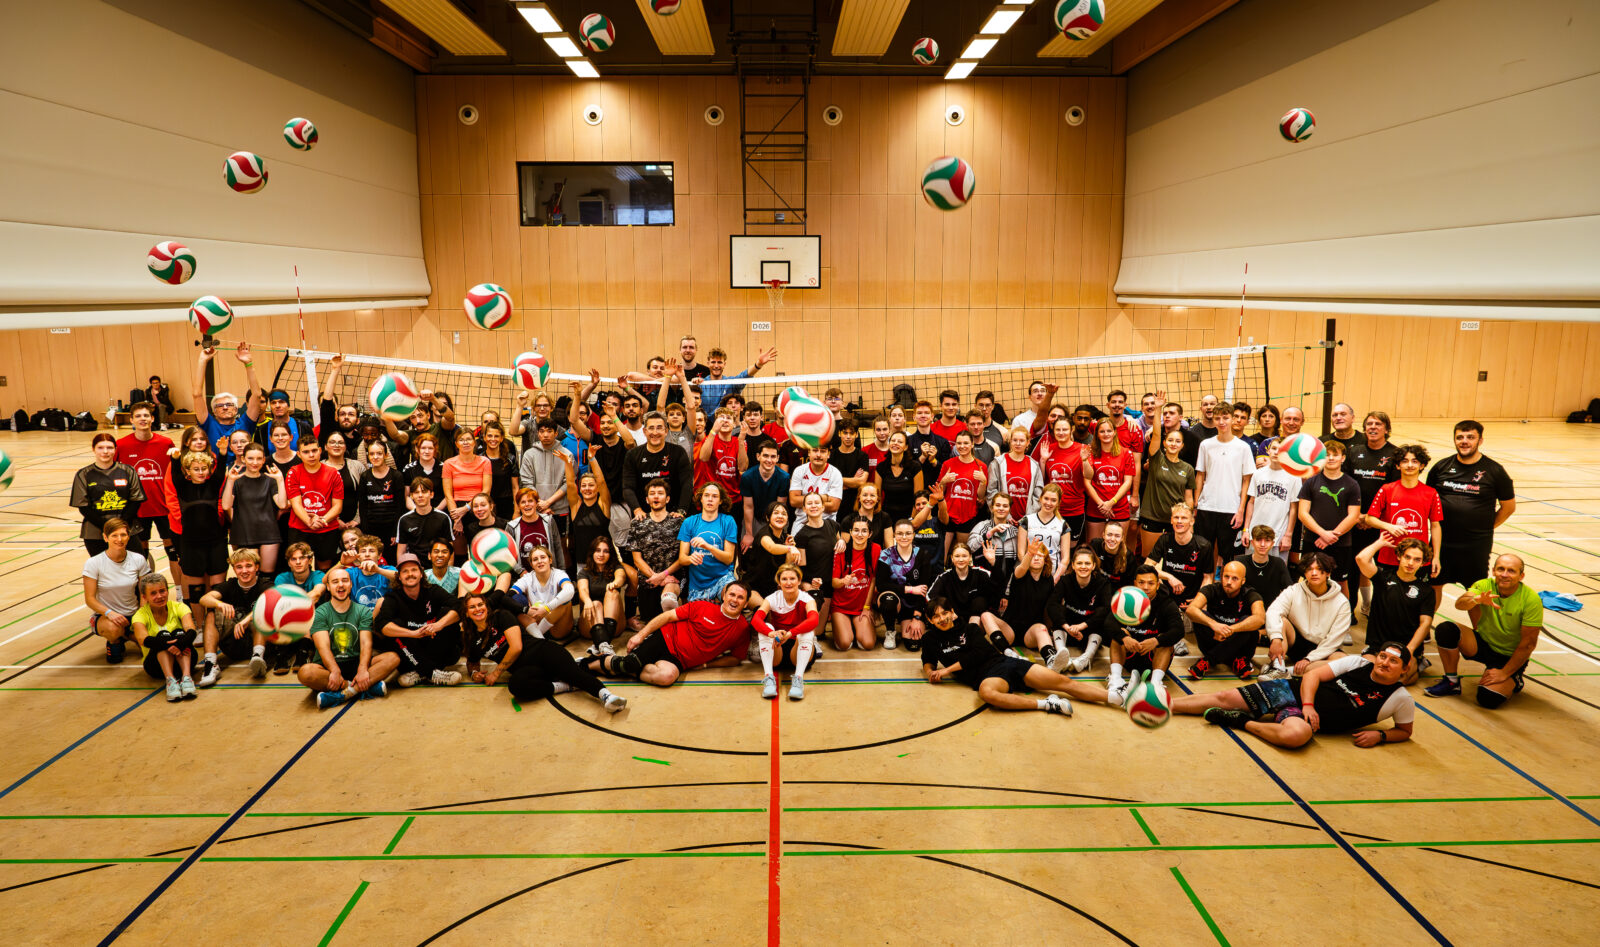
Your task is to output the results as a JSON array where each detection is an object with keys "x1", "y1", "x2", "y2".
[
  {"x1": 1108, "y1": 662, "x2": 1124, "y2": 686},
  {"x1": 1150, "y1": 668, "x2": 1165, "y2": 686},
  {"x1": 794, "y1": 632, "x2": 815, "y2": 678},
  {"x1": 759, "y1": 634, "x2": 776, "y2": 678},
  {"x1": 1081, "y1": 634, "x2": 1102, "y2": 661},
  {"x1": 532, "y1": 618, "x2": 551, "y2": 639}
]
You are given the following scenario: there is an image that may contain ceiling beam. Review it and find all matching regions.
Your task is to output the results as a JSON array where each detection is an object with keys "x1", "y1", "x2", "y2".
[
  {"x1": 832, "y1": 0, "x2": 912, "y2": 57},
  {"x1": 632, "y1": 0, "x2": 715, "y2": 56},
  {"x1": 1037, "y1": 0, "x2": 1164, "y2": 59},
  {"x1": 1111, "y1": 0, "x2": 1240, "y2": 72},
  {"x1": 378, "y1": 0, "x2": 505, "y2": 56}
]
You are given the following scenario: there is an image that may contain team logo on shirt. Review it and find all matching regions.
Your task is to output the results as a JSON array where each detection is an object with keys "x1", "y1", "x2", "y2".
[
  {"x1": 1391, "y1": 509, "x2": 1425, "y2": 533},
  {"x1": 1317, "y1": 485, "x2": 1348, "y2": 502},
  {"x1": 301, "y1": 488, "x2": 331, "y2": 516},
  {"x1": 133, "y1": 459, "x2": 163, "y2": 482},
  {"x1": 1406, "y1": 586, "x2": 1419, "y2": 599}
]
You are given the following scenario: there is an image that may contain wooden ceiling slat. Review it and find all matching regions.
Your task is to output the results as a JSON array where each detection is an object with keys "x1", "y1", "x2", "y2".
[
  {"x1": 1038, "y1": 0, "x2": 1166, "y2": 58},
  {"x1": 383, "y1": 0, "x2": 506, "y2": 56},
  {"x1": 633, "y1": 0, "x2": 715, "y2": 56},
  {"x1": 832, "y1": 0, "x2": 912, "y2": 57}
]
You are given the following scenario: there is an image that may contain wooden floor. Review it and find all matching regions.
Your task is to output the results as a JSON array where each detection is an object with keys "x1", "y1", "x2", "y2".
[{"x1": 2, "y1": 422, "x2": 1598, "y2": 946}]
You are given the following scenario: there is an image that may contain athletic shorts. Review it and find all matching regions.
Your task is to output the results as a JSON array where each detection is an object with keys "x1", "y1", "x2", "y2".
[
  {"x1": 1137, "y1": 516, "x2": 1170, "y2": 536},
  {"x1": 335, "y1": 657, "x2": 361, "y2": 680},
  {"x1": 1194, "y1": 510, "x2": 1237, "y2": 552},
  {"x1": 1085, "y1": 507, "x2": 1127, "y2": 525},
  {"x1": 625, "y1": 632, "x2": 684, "y2": 673},
  {"x1": 142, "y1": 644, "x2": 195, "y2": 680},
  {"x1": 178, "y1": 539, "x2": 228, "y2": 579},
  {"x1": 949, "y1": 513, "x2": 983, "y2": 534},
  {"x1": 139, "y1": 515, "x2": 175, "y2": 546},
  {"x1": 1283, "y1": 636, "x2": 1335, "y2": 664},
  {"x1": 1350, "y1": 528, "x2": 1381, "y2": 567},
  {"x1": 1433, "y1": 541, "x2": 1493, "y2": 588},
  {"x1": 1238, "y1": 678, "x2": 1304, "y2": 722},
  {"x1": 973, "y1": 655, "x2": 1032, "y2": 694},
  {"x1": 92, "y1": 610, "x2": 136, "y2": 634},
  {"x1": 685, "y1": 570, "x2": 736, "y2": 603},
  {"x1": 1472, "y1": 643, "x2": 1517, "y2": 671},
  {"x1": 288, "y1": 527, "x2": 342, "y2": 563}
]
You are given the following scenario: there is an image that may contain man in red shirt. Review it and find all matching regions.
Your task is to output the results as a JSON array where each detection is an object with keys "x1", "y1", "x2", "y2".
[
  {"x1": 1106, "y1": 389, "x2": 1146, "y2": 457},
  {"x1": 285, "y1": 437, "x2": 345, "y2": 569},
  {"x1": 116, "y1": 401, "x2": 177, "y2": 581},
  {"x1": 585, "y1": 582, "x2": 753, "y2": 686},
  {"x1": 930, "y1": 389, "x2": 966, "y2": 444},
  {"x1": 696, "y1": 408, "x2": 748, "y2": 503},
  {"x1": 1365, "y1": 445, "x2": 1443, "y2": 575}
]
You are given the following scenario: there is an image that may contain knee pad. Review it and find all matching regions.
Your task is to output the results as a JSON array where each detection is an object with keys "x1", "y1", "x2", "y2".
[
  {"x1": 612, "y1": 652, "x2": 644, "y2": 679},
  {"x1": 185, "y1": 584, "x2": 207, "y2": 604},
  {"x1": 1475, "y1": 686, "x2": 1508, "y2": 709},
  {"x1": 1435, "y1": 621, "x2": 1461, "y2": 650}
]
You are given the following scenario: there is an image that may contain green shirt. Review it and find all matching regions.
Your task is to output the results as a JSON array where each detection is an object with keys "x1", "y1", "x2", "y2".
[
  {"x1": 1467, "y1": 578, "x2": 1542, "y2": 655},
  {"x1": 1142, "y1": 454, "x2": 1197, "y2": 522},
  {"x1": 310, "y1": 601, "x2": 372, "y2": 663}
]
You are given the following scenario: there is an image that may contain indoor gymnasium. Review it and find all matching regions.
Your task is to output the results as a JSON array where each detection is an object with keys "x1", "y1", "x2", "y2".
[{"x1": 2, "y1": 0, "x2": 1599, "y2": 943}]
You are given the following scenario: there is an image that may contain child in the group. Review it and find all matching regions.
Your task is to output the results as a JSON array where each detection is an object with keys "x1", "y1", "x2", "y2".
[
  {"x1": 395, "y1": 477, "x2": 453, "y2": 561},
  {"x1": 196, "y1": 547, "x2": 270, "y2": 685},
  {"x1": 131, "y1": 575, "x2": 198, "y2": 701},
  {"x1": 349, "y1": 534, "x2": 394, "y2": 609},
  {"x1": 751, "y1": 564, "x2": 820, "y2": 700}
]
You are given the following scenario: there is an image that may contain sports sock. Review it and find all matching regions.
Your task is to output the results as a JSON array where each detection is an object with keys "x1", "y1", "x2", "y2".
[
  {"x1": 1081, "y1": 634, "x2": 1102, "y2": 662},
  {"x1": 597, "y1": 686, "x2": 616, "y2": 702},
  {"x1": 1150, "y1": 668, "x2": 1165, "y2": 686},
  {"x1": 758, "y1": 634, "x2": 776, "y2": 678},
  {"x1": 1108, "y1": 662, "x2": 1124, "y2": 687},
  {"x1": 550, "y1": 681, "x2": 575, "y2": 694},
  {"x1": 532, "y1": 618, "x2": 551, "y2": 639},
  {"x1": 794, "y1": 632, "x2": 815, "y2": 678},
  {"x1": 1040, "y1": 644, "x2": 1057, "y2": 663},
  {"x1": 1442, "y1": 673, "x2": 1459, "y2": 682},
  {"x1": 252, "y1": 644, "x2": 265, "y2": 656},
  {"x1": 1035, "y1": 699, "x2": 1050, "y2": 711},
  {"x1": 203, "y1": 651, "x2": 216, "y2": 663},
  {"x1": 988, "y1": 630, "x2": 1009, "y2": 652}
]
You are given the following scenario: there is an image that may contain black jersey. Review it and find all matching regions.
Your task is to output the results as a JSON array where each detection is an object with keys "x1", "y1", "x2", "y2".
[
  {"x1": 465, "y1": 609, "x2": 521, "y2": 663},
  {"x1": 1146, "y1": 532, "x2": 1213, "y2": 604},
  {"x1": 1231, "y1": 553, "x2": 1292, "y2": 608},
  {"x1": 1046, "y1": 573, "x2": 1108, "y2": 629},
  {"x1": 1310, "y1": 658, "x2": 1411, "y2": 733},
  {"x1": 1344, "y1": 441, "x2": 1401, "y2": 511},
  {"x1": 1194, "y1": 582, "x2": 1262, "y2": 626},
  {"x1": 919, "y1": 619, "x2": 997, "y2": 687},
  {"x1": 1367, "y1": 566, "x2": 1431, "y2": 644},
  {"x1": 928, "y1": 566, "x2": 993, "y2": 620},
  {"x1": 1425, "y1": 455, "x2": 1513, "y2": 546},
  {"x1": 1099, "y1": 587, "x2": 1185, "y2": 646}
]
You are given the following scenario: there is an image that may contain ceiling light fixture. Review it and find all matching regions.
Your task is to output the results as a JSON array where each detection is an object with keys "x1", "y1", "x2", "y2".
[
  {"x1": 566, "y1": 59, "x2": 599, "y2": 78},
  {"x1": 945, "y1": 61, "x2": 978, "y2": 80},
  {"x1": 515, "y1": 2, "x2": 562, "y2": 34},
  {"x1": 961, "y1": 38, "x2": 998, "y2": 59},
  {"x1": 543, "y1": 35, "x2": 581, "y2": 58},
  {"x1": 980, "y1": 6, "x2": 1027, "y2": 34}
]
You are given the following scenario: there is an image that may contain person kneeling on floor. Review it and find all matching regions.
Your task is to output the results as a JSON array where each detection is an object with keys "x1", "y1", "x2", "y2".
[
  {"x1": 373, "y1": 553, "x2": 463, "y2": 687},
  {"x1": 583, "y1": 581, "x2": 753, "y2": 687},
  {"x1": 300, "y1": 566, "x2": 397, "y2": 708},
  {"x1": 1171, "y1": 643, "x2": 1416, "y2": 749},
  {"x1": 920, "y1": 597, "x2": 1111, "y2": 716},
  {"x1": 1426, "y1": 554, "x2": 1542, "y2": 708}
]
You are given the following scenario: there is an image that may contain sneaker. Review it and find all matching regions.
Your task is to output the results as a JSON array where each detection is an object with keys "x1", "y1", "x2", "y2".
[
  {"x1": 603, "y1": 691, "x2": 628, "y2": 713},
  {"x1": 1341, "y1": 631, "x2": 1355, "y2": 646},
  {"x1": 271, "y1": 648, "x2": 291, "y2": 676},
  {"x1": 317, "y1": 690, "x2": 347, "y2": 710},
  {"x1": 762, "y1": 675, "x2": 778, "y2": 699},
  {"x1": 431, "y1": 669, "x2": 463, "y2": 686},
  {"x1": 1042, "y1": 694, "x2": 1073, "y2": 716},
  {"x1": 1066, "y1": 653, "x2": 1092, "y2": 674},
  {"x1": 197, "y1": 658, "x2": 220, "y2": 688},
  {"x1": 361, "y1": 680, "x2": 389, "y2": 699},
  {"x1": 1172, "y1": 639, "x2": 1190, "y2": 656},
  {"x1": 1232, "y1": 658, "x2": 1256, "y2": 680},
  {"x1": 597, "y1": 640, "x2": 615, "y2": 657},
  {"x1": 1512, "y1": 669, "x2": 1525, "y2": 693},
  {"x1": 1003, "y1": 648, "x2": 1021, "y2": 659},
  {"x1": 179, "y1": 677, "x2": 196, "y2": 700},
  {"x1": 1203, "y1": 707, "x2": 1252, "y2": 729},
  {"x1": 1258, "y1": 659, "x2": 1289, "y2": 681},
  {"x1": 1423, "y1": 677, "x2": 1461, "y2": 698},
  {"x1": 660, "y1": 591, "x2": 679, "y2": 610},
  {"x1": 106, "y1": 640, "x2": 126, "y2": 664},
  {"x1": 1048, "y1": 648, "x2": 1073, "y2": 673},
  {"x1": 550, "y1": 681, "x2": 576, "y2": 694},
  {"x1": 165, "y1": 679, "x2": 182, "y2": 702},
  {"x1": 397, "y1": 671, "x2": 421, "y2": 688},
  {"x1": 249, "y1": 652, "x2": 268, "y2": 678},
  {"x1": 788, "y1": 676, "x2": 805, "y2": 701},
  {"x1": 1187, "y1": 658, "x2": 1212, "y2": 681},
  {"x1": 1105, "y1": 679, "x2": 1127, "y2": 708},
  {"x1": 883, "y1": 629, "x2": 897, "y2": 650},
  {"x1": 902, "y1": 637, "x2": 920, "y2": 653}
]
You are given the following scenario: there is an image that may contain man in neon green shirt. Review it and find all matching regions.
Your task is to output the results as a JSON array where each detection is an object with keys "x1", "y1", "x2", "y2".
[{"x1": 1425, "y1": 554, "x2": 1542, "y2": 708}]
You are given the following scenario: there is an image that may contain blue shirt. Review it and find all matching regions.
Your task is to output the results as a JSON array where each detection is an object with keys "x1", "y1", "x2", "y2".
[
  {"x1": 740, "y1": 466, "x2": 790, "y2": 520},
  {"x1": 697, "y1": 369, "x2": 752, "y2": 410},
  {"x1": 201, "y1": 414, "x2": 256, "y2": 465},
  {"x1": 275, "y1": 569, "x2": 325, "y2": 593},
  {"x1": 349, "y1": 569, "x2": 389, "y2": 608},
  {"x1": 676, "y1": 513, "x2": 738, "y2": 589}
]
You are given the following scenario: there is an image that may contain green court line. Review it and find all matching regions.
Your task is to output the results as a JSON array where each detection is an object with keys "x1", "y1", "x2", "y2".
[
  {"x1": 1130, "y1": 809, "x2": 1160, "y2": 845},
  {"x1": 0, "y1": 591, "x2": 82, "y2": 634},
  {"x1": 510, "y1": 699, "x2": 522, "y2": 712},
  {"x1": 318, "y1": 880, "x2": 369, "y2": 947},
  {"x1": 382, "y1": 817, "x2": 414, "y2": 855},
  {"x1": 632, "y1": 756, "x2": 671, "y2": 766},
  {"x1": 16, "y1": 627, "x2": 92, "y2": 663},
  {"x1": 1527, "y1": 657, "x2": 1561, "y2": 674},
  {"x1": 1171, "y1": 867, "x2": 1229, "y2": 946}
]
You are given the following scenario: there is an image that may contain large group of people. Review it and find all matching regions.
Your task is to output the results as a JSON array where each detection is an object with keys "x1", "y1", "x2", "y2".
[{"x1": 70, "y1": 334, "x2": 1541, "y2": 749}]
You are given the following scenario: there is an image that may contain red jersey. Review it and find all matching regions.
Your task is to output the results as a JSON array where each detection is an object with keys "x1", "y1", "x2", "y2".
[
  {"x1": 697, "y1": 434, "x2": 742, "y2": 501},
  {"x1": 1034, "y1": 440, "x2": 1086, "y2": 516},
  {"x1": 929, "y1": 418, "x2": 965, "y2": 444},
  {"x1": 997, "y1": 454, "x2": 1036, "y2": 514},
  {"x1": 1367, "y1": 480, "x2": 1443, "y2": 565},
  {"x1": 763, "y1": 420, "x2": 789, "y2": 443},
  {"x1": 862, "y1": 443, "x2": 888, "y2": 480},
  {"x1": 831, "y1": 542, "x2": 880, "y2": 615},
  {"x1": 660, "y1": 599, "x2": 752, "y2": 669},
  {"x1": 116, "y1": 433, "x2": 174, "y2": 518},
  {"x1": 286, "y1": 463, "x2": 345, "y2": 532},
  {"x1": 1087, "y1": 449, "x2": 1136, "y2": 519},
  {"x1": 1113, "y1": 418, "x2": 1145, "y2": 456},
  {"x1": 938, "y1": 457, "x2": 988, "y2": 523}
]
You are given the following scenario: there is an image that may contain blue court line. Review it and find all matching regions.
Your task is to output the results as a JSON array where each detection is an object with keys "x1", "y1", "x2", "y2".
[
  {"x1": 1171, "y1": 679, "x2": 1451, "y2": 946},
  {"x1": 1415, "y1": 704, "x2": 1600, "y2": 830},
  {"x1": 0, "y1": 688, "x2": 163, "y2": 800},
  {"x1": 98, "y1": 701, "x2": 355, "y2": 944}
]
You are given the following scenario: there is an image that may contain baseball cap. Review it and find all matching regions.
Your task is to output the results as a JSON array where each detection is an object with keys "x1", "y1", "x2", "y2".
[
  {"x1": 268, "y1": 389, "x2": 290, "y2": 402},
  {"x1": 395, "y1": 553, "x2": 422, "y2": 568}
]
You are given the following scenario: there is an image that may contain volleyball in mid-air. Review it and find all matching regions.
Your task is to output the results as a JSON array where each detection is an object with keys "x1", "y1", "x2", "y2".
[
  {"x1": 912, "y1": 38, "x2": 940, "y2": 65},
  {"x1": 458, "y1": 559, "x2": 493, "y2": 596},
  {"x1": 147, "y1": 241, "x2": 195, "y2": 284},
  {"x1": 283, "y1": 117, "x2": 318, "y2": 150},
  {"x1": 514, "y1": 351, "x2": 551, "y2": 390},
  {"x1": 1124, "y1": 670, "x2": 1172, "y2": 729},
  {"x1": 782, "y1": 390, "x2": 835, "y2": 450},
  {"x1": 470, "y1": 528, "x2": 519, "y2": 576},
  {"x1": 0, "y1": 449, "x2": 13, "y2": 493},
  {"x1": 252, "y1": 585, "x2": 315, "y2": 643},
  {"x1": 1277, "y1": 432, "x2": 1328, "y2": 478},
  {"x1": 580, "y1": 13, "x2": 615, "y2": 52},
  {"x1": 224, "y1": 151, "x2": 267, "y2": 194},
  {"x1": 921, "y1": 156, "x2": 975, "y2": 211},
  {"x1": 369, "y1": 372, "x2": 420, "y2": 422},
  {"x1": 1280, "y1": 107, "x2": 1315, "y2": 142},
  {"x1": 650, "y1": 0, "x2": 680, "y2": 14},
  {"x1": 187, "y1": 296, "x2": 233, "y2": 337},
  {"x1": 1111, "y1": 585, "x2": 1151, "y2": 626},
  {"x1": 463, "y1": 283, "x2": 513, "y2": 330},
  {"x1": 1055, "y1": 0, "x2": 1106, "y2": 41}
]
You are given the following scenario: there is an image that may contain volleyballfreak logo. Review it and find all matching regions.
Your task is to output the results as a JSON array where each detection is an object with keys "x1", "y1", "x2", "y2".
[
  {"x1": 921, "y1": 156, "x2": 975, "y2": 210},
  {"x1": 224, "y1": 151, "x2": 267, "y2": 193},
  {"x1": 463, "y1": 283, "x2": 513, "y2": 330},
  {"x1": 911, "y1": 37, "x2": 940, "y2": 64},
  {"x1": 147, "y1": 241, "x2": 196, "y2": 284},
  {"x1": 283, "y1": 117, "x2": 318, "y2": 150},
  {"x1": 188, "y1": 296, "x2": 233, "y2": 337},
  {"x1": 1055, "y1": 0, "x2": 1105, "y2": 41}
]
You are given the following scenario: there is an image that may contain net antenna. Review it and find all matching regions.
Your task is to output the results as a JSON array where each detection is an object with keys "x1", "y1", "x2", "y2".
[{"x1": 764, "y1": 278, "x2": 786, "y2": 310}]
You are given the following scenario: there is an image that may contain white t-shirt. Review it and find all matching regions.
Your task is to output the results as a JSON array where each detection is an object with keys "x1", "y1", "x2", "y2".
[
  {"x1": 1195, "y1": 436, "x2": 1255, "y2": 514},
  {"x1": 789, "y1": 464, "x2": 844, "y2": 519},
  {"x1": 514, "y1": 568, "x2": 573, "y2": 607},
  {"x1": 763, "y1": 588, "x2": 817, "y2": 618},
  {"x1": 1022, "y1": 512, "x2": 1066, "y2": 557},
  {"x1": 82, "y1": 551, "x2": 151, "y2": 616},
  {"x1": 1246, "y1": 465, "x2": 1301, "y2": 542},
  {"x1": 1011, "y1": 410, "x2": 1038, "y2": 435}
]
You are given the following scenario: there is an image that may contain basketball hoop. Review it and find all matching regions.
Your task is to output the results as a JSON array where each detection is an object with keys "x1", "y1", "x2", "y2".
[{"x1": 764, "y1": 279, "x2": 787, "y2": 309}]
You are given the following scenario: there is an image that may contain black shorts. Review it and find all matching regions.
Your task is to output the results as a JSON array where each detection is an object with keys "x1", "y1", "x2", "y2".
[
  {"x1": 973, "y1": 655, "x2": 1032, "y2": 694},
  {"x1": 628, "y1": 632, "x2": 684, "y2": 672},
  {"x1": 178, "y1": 539, "x2": 228, "y2": 578},
  {"x1": 1284, "y1": 636, "x2": 1335, "y2": 664},
  {"x1": 1472, "y1": 643, "x2": 1516, "y2": 671},
  {"x1": 140, "y1": 515, "x2": 176, "y2": 546},
  {"x1": 1350, "y1": 527, "x2": 1380, "y2": 568},
  {"x1": 1194, "y1": 510, "x2": 1237, "y2": 551},
  {"x1": 142, "y1": 644, "x2": 194, "y2": 679},
  {"x1": 289, "y1": 527, "x2": 342, "y2": 563},
  {"x1": 1137, "y1": 516, "x2": 1169, "y2": 536},
  {"x1": 1085, "y1": 507, "x2": 1127, "y2": 524},
  {"x1": 1060, "y1": 513, "x2": 1087, "y2": 544},
  {"x1": 335, "y1": 657, "x2": 361, "y2": 680},
  {"x1": 949, "y1": 514, "x2": 982, "y2": 534},
  {"x1": 1433, "y1": 541, "x2": 1493, "y2": 588}
]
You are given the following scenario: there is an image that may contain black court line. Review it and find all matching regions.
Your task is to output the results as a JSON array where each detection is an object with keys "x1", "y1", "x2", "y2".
[
  {"x1": 1525, "y1": 676, "x2": 1600, "y2": 712},
  {"x1": 0, "y1": 686, "x2": 161, "y2": 800}
]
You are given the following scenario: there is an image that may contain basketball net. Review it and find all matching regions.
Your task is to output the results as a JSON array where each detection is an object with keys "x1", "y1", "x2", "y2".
[{"x1": 764, "y1": 279, "x2": 786, "y2": 310}]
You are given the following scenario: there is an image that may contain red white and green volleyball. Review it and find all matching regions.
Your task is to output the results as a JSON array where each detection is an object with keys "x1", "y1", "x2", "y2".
[
  {"x1": 0, "y1": 449, "x2": 13, "y2": 493},
  {"x1": 650, "y1": 0, "x2": 680, "y2": 14},
  {"x1": 1277, "y1": 432, "x2": 1327, "y2": 478},
  {"x1": 458, "y1": 559, "x2": 493, "y2": 596},
  {"x1": 147, "y1": 241, "x2": 196, "y2": 285},
  {"x1": 782, "y1": 392, "x2": 835, "y2": 450},
  {"x1": 253, "y1": 585, "x2": 315, "y2": 643},
  {"x1": 775, "y1": 385, "x2": 808, "y2": 418},
  {"x1": 369, "y1": 372, "x2": 420, "y2": 422},
  {"x1": 1126, "y1": 672, "x2": 1172, "y2": 729},
  {"x1": 911, "y1": 37, "x2": 940, "y2": 65},
  {"x1": 1279, "y1": 107, "x2": 1315, "y2": 142},
  {"x1": 1111, "y1": 585, "x2": 1150, "y2": 626},
  {"x1": 224, "y1": 151, "x2": 267, "y2": 194},
  {"x1": 580, "y1": 13, "x2": 615, "y2": 52},
  {"x1": 470, "y1": 528, "x2": 519, "y2": 576},
  {"x1": 283, "y1": 117, "x2": 319, "y2": 151},
  {"x1": 514, "y1": 351, "x2": 551, "y2": 390},
  {"x1": 1055, "y1": 0, "x2": 1106, "y2": 40},
  {"x1": 187, "y1": 295, "x2": 233, "y2": 337},
  {"x1": 463, "y1": 282, "x2": 513, "y2": 330},
  {"x1": 921, "y1": 155, "x2": 975, "y2": 211}
]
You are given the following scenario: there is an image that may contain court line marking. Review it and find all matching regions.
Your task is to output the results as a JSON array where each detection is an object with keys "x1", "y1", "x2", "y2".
[
  {"x1": 0, "y1": 687, "x2": 162, "y2": 801},
  {"x1": 0, "y1": 605, "x2": 85, "y2": 650},
  {"x1": 382, "y1": 816, "x2": 415, "y2": 855},
  {"x1": 1171, "y1": 867, "x2": 1230, "y2": 947},
  {"x1": 317, "y1": 880, "x2": 369, "y2": 947},
  {"x1": 1414, "y1": 704, "x2": 1600, "y2": 830},
  {"x1": 1130, "y1": 809, "x2": 1160, "y2": 845},
  {"x1": 767, "y1": 683, "x2": 781, "y2": 947},
  {"x1": 98, "y1": 700, "x2": 356, "y2": 945}
]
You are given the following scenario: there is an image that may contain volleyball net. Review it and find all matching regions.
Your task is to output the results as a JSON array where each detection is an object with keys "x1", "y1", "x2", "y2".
[{"x1": 251, "y1": 343, "x2": 1272, "y2": 429}]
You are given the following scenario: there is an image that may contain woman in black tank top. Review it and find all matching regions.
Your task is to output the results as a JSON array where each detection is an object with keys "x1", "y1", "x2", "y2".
[{"x1": 567, "y1": 468, "x2": 613, "y2": 577}]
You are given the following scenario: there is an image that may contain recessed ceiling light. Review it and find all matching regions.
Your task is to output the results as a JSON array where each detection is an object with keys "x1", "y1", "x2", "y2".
[
  {"x1": 945, "y1": 61, "x2": 978, "y2": 80},
  {"x1": 980, "y1": 8, "x2": 1026, "y2": 34},
  {"x1": 961, "y1": 38, "x2": 998, "y2": 59},
  {"x1": 543, "y1": 35, "x2": 581, "y2": 58},
  {"x1": 516, "y1": 3, "x2": 561, "y2": 34},
  {"x1": 567, "y1": 59, "x2": 599, "y2": 78}
]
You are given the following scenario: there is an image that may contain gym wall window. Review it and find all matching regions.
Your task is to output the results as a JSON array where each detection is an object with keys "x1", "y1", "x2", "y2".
[{"x1": 517, "y1": 162, "x2": 675, "y2": 226}]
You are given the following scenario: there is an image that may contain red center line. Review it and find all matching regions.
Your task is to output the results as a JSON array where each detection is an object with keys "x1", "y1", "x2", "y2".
[{"x1": 767, "y1": 692, "x2": 781, "y2": 946}]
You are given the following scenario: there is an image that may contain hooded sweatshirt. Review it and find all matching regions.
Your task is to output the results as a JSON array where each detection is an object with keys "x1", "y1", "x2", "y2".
[
  {"x1": 1265, "y1": 579, "x2": 1352, "y2": 663},
  {"x1": 518, "y1": 442, "x2": 571, "y2": 516}
]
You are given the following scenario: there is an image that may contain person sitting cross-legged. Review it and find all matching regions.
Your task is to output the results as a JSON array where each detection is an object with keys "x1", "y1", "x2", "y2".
[
  {"x1": 1100, "y1": 565, "x2": 1185, "y2": 706},
  {"x1": 298, "y1": 566, "x2": 397, "y2": 708},
  {"x1": 920, "y1": 597, "x2": 1113, "y2": 716},
  {"x1": 1260, "y1": 552, "x2": 1351, "y2": 680},
  {"x1": 1425, "y1": 554, "x2": 1542, "y2": 708},
  {"x1": 1184, "y1": 560, "x2": 1266, "y2": 680}
]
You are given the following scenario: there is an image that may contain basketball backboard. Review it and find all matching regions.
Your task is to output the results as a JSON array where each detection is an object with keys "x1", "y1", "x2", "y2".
[{"x1": 730, "y1": 235, "x2": 820, "y2": 289}]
